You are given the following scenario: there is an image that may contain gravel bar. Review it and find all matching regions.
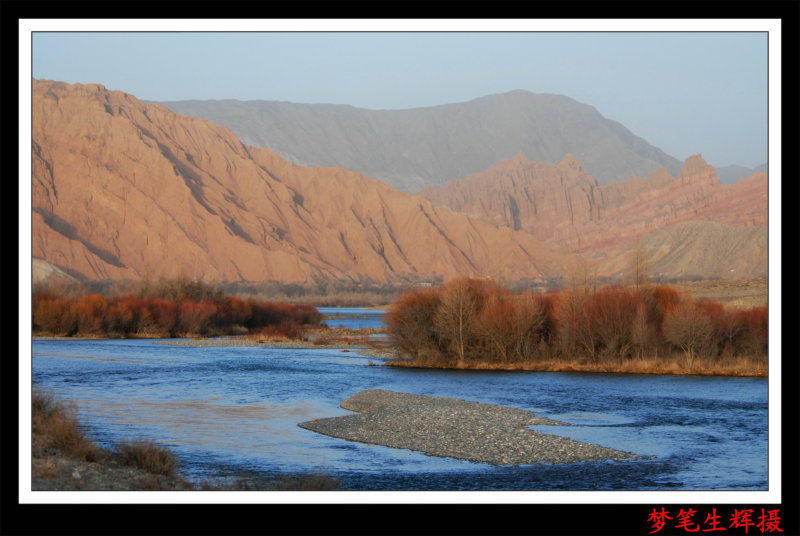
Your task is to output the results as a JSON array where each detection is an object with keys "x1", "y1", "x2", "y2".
[{"x1": 299, "y1": 390, "x2": 644, "y2": 466}]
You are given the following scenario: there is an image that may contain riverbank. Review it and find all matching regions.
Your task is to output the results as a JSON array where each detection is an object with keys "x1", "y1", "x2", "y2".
[
  {"x1": 30, "y1": 389, "x2": 340, "y2": 491},
  {"x1": 33, "y1": 335, "x2": 766, "y2": 377},
  {"x1": 385, "y1": 356, "x2": 768, "y2": 378},
  {"x1": 300, "y1": 390, "x2": 645, "y2": 465}
]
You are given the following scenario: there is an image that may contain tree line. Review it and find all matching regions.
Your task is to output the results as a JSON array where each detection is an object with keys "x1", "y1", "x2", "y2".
[
  {"x1": 384, "y1": 277, "x2": 767, "y2": 372},
  {"x1": 32, "y1": 277, "x2": 323, "y2": 338}
]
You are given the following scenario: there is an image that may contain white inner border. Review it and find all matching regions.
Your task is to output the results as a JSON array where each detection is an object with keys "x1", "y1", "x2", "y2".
[{"x1": 19, "y1": 18, "x2": 782, "y2": 505}]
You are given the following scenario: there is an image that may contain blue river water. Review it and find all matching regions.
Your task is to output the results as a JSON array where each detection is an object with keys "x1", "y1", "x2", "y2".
[{"x1": 29, "y1": 309, "x2": 769, "y2": 491}]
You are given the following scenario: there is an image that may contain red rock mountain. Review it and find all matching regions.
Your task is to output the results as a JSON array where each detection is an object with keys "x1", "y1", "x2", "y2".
[
  {"x1": 420, "y1": 153, "x2": 768, "y2": 261},
  {"x1": 31, "y1": 79, "x2": 581, "y2": 285}
]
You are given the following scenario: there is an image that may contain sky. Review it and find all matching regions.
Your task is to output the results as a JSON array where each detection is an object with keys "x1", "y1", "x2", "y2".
[{"x1": 29, "y1": 24, "x2": 771, "y2": 169}]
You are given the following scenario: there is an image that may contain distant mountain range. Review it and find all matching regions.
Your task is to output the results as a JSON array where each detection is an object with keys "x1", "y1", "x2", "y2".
[
  {"x1": 159, "y1": 90, "x2": 685, "y2": 193},
  {"x1": 31, "y1": 79, "x2": 768, "y2": 286},
  {"x1": 716, "y1": 162, "x2": 769, "y2": 185},
  {"x1": 32, "y1": 80, "x2": 581, "y2": 285}
]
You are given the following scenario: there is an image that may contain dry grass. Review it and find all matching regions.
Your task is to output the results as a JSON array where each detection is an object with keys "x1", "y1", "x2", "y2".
[
  {"x1": 32, "y1": 458, "x2": 61, "y2": 480},
  {"x1": 32, "y1": 389, "x2": 108, "y2": 462},
  {"x1": 116, "y1": 439, "x2": 179, "y2": 476},
  {"x1": 241, "y1": 331, "x2": 296, "y2": 343},
  {"x1": 673, "y1": 277, "x2": 768, "y2": 309},
  {"x1": 387, "y1": 354, "x2": 767, "y2": 377},
  {"x1": 198, "y1": 472, "x2": 340, "y2": 491}
]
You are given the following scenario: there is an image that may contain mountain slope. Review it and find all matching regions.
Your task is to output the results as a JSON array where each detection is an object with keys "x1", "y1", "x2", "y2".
[
  {"x1": 159, "y1": 90, "x2": 683, "y2": 192},
  {"x1": 420, "y1": 155, "x2": 768, "y2": 278},
  {"x1": 597, "y1": 221, "x2": 768, "y2": 280},
  {"x1": 419, "y1": 153, "x2": 768, "y2": 265},
  {"x1": 32, "y1": 79, "x2": 580, "y2": 285}
]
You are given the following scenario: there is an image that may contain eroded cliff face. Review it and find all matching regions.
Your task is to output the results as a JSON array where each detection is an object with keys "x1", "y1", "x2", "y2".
[
  {"x1": 31, "y1": 79, "x2": 580, "y2": 284},
  {"x1": 420, "y1": 152, "x2": 768, "y2": 260}
]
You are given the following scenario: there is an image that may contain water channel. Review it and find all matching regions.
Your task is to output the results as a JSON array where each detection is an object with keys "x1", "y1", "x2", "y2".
[{"x1": 30, "y1": 308, "x2": 769, "y2": 492}]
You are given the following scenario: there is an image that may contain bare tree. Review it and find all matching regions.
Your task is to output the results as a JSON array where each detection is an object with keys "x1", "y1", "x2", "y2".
[
  {"x1": 629, "y1": 234, "x2": 652, "y2": 290},
  {"x1": 662, "y1": 299, "x2": 713, "y2": 367},
  {"x1": 434, "y1": 278, "x2": 483, "y2": 365}
]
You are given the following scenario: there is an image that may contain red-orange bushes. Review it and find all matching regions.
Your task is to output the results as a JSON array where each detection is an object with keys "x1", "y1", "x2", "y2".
[
  {"x1": 288, "y1": 303, "x2": 324, "y2": 326},
  {"x1": 736, "y1": 305, "x2": 768, "y2": 356},
  {"x1": 69, "y1": 294, "x2": 108, "y2": 334},
  {"x1": 146, "y1": 298, "x2": 180, "y2": 336},
  {"x1": 177, "y1": 300, "x2": 217, "y2": 336},
  {"x1": 650, "y1": 284, "x2": 682, "y2": 316},
  {"x1": 384, "y1": 287, "x2": 442, "y2": 361},
  {"x1": 662, "y1": 298, "x2": 715, "y2": 365},
  {"x1": 433, "y1": 278, "x2": 495, "y2": 364},
  {"x1": 252, "y1": 320, "x2": 304, "y2": 339},
  {"x1": 245, "y1": 300, "x2": 320, "y2": 330},
  {"x1": 552, "y1": 289, "x2": 597, "y2": 361},
  {"x1": 33, "y1": 293, "x2": 77, "y2": 335},
  {"x1": 32, "y1": 289, "x2": 324, "y2": 338},
  {"x1": 582, "y1": 286, "x2": 643, "y2": 362},
  {"x1": 384, "y1": 278, "x2": 769, "y2": 369},
  {"x1": 101, "y1": 296, "x2": 156, "y2": 336},
  {"x1": 221, "y1": 297, "x2": 252, "y2": 326},
  {"x1": 474, "y1": 291, "x2": 547, "y2": 363}
]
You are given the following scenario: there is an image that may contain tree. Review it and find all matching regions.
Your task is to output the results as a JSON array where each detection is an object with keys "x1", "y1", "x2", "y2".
[
  {"x1": 384, "y1": 287, "x2": 441, "y2": 362},
  {"x1": 433, "y1": 278, "x2": 486, "y2": 365},
  {"x1": 474, "y1": 290, "x2": 545, "y2": 364},
  {"x1": 585, "y1": 286, "x2": 640, "y2": 362},
  {"x1": 662, "y1": 299, "x2": 714, "y2": 367},
  {"x1": 629, "y1": 234, "x2": 652, "y2": 290}
]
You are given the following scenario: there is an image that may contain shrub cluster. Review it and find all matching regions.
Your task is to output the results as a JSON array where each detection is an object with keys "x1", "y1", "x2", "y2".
[
  {"x1": 32, "y1": 290, "x2": 323, "y2": 338},
  {"x1": 32, "y1": 388, "x2": 107, "y2": 462},
  {"x1": 385, "y1": 277, "x2": 767, "y2": 369}
]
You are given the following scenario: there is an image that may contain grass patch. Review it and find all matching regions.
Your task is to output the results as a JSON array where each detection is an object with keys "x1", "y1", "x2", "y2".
[
  {"x1": 32, "y1": 388, "x2": 108, "y2": 462},
  {"x1": 116, "y1": 439, "x2": 179, "y2": 476}
]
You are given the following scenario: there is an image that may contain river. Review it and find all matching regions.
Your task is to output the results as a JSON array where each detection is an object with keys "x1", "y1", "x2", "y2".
[{"x1": 29, "y1": 308, "x2": 769, "y2": 492}]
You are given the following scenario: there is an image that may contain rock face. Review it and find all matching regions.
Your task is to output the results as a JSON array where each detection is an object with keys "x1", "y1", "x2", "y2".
[
  {"x1": 31, "y1": 79, "x2": 580, "y2": 284},
  {"x1": 159, "y1": 90, "x2": 683, "y2": 192},
  {"x1": 420, "y1": 153, "x2": 768, "y2": 270}
]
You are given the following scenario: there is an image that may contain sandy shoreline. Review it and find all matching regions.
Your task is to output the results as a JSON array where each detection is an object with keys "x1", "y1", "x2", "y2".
[{"x1": 299, "y1": 389, "x2": 645, "y2": 465}]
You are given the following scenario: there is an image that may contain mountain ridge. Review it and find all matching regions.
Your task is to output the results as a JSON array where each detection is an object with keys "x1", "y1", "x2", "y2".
[
  {"x1": 419, "y1": 151, "x2": 767, "y2": 258},
  {"x1": 159, "y1": 89, "x2": 683, "y2": 192},
  {"x1": 31, "y1": 79, "x2": 581, "y2": 285}
]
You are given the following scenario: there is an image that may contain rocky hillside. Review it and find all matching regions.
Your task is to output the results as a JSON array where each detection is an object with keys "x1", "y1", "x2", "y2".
[
  {"x1": 159, "y1": 90, "x2": 683, "y2": 193},
  {"x1": 597, "y1": 221, "x2": 768, "y2": 281},
  {"x1": 32, "y1": 79, "x2": 580, "y2": 285},
  {"x1": 419, "y1": 153, "x2": 768, "y2": 272}
]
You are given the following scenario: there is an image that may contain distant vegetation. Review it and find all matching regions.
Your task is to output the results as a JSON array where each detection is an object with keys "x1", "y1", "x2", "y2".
[
  {"x1": 385, "y1": 277, "x2": 768, "y2": 376},
  {"x1": 32, "y1": 276, "x2": 323, "y2": 338}
]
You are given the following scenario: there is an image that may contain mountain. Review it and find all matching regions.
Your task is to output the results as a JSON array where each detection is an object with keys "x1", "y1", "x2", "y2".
[
  {"x1": 31, "y1": 79, "x2": 581, "y2": 285},
  {"x1": 419, "y1": 153, "x2": 767, "y2": 277},
  {"x1": 597, "y1": 221, "x2": 768, "y2": 281},
  {"x1": 159, "y1": 90, "x2": 683, "y2": 193},
  {"x1": 716, "y1": 163, "x2": 769, "y2": 185}
]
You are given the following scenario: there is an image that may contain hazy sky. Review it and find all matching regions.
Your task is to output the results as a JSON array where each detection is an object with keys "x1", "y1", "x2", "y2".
[{"x1": 30, "y1": 27, "x2": 770, "y2": 169}]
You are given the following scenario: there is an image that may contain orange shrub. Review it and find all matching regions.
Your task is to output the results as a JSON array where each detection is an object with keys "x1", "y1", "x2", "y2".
[
  {"x1": 178, "y1": 300, "x2": 217, "y2": 335},
  {"x1": 69, "y1": 294, "x2": 108, "y2": 334},
  {"x1": 738, "y1": 305, "x2": 768, "y2": 356},
  {"x1": 33, "y1": 295, "x2": 77, "y2": 335},
  {"x1": 474, "y1": 291, "x2": 547, "y2": 363},
  {"x1": 147, "y1": 298, "x2": 180, "y2": 336},
  {"x1": 384, "y1": 287, "x2": 442, "y2": 361}
]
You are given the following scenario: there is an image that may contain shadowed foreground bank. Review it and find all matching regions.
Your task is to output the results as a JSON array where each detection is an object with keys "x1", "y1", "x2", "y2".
[{"x1": 30, "y1": 389, "x2": 339, "y2": 491}]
